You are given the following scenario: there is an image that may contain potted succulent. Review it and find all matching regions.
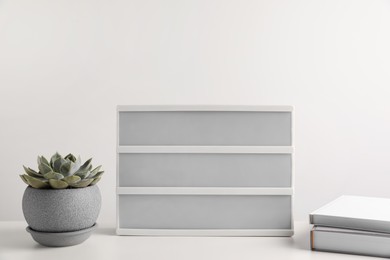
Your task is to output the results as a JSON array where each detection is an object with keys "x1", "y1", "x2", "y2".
[{"x1": 19, "y1": 152, "x2": 104, "y2": 247}]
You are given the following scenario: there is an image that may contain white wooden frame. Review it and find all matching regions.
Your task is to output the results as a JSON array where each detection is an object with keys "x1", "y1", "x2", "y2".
[
  {"x1": 118, "y1": 146, "x2": 293, "y2": 154},
  {"x1": 116, "y1": 105, "x2": 294, "y2": 236}
]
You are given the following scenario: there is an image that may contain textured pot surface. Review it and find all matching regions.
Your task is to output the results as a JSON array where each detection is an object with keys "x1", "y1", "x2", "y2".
[{"x1": 22, "y1": 185, "x2": 101, "y2": 232}]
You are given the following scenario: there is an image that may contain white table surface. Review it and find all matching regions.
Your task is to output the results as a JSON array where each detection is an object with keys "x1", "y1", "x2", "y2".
[{"x1": 0, "y1": 221, "x2": 381, "y2": 260}]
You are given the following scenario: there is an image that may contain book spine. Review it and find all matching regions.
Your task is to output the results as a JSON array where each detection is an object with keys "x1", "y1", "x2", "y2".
[{"x1": 310, "y1": 228, "x2": 315, "y2": 250}]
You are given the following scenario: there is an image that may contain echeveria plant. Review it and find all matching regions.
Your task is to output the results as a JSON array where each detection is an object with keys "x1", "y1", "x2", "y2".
[{"x1": 20, "y1": 152, "x2": 103, "y2": 189}]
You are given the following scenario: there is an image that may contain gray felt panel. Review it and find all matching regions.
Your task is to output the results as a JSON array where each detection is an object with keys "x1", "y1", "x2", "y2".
[
  {"x1": 119, "y1": 195, "x2": 292, "y2": 229},
  {"x1": 119, "y1": 111, "x2": 291, "y2": 145},
  {"x1": 119, "y1": 153, "x2": 291, "y2": 187}
]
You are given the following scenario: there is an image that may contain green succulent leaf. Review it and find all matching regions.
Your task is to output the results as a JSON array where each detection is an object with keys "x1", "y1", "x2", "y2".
[
  {"x1": 41, "y1": 156, "x2": 50, "y2": 166},
  {"x1": 60, "y1": 161, "x2": 72, "y2": 176},
  {"x1": 43, "y1": 171, "x2": 64, "y2": 180},
  {"x1": 86, "y1": 164, "x2": 93, "y2": 177},
  {"x1": 64, "y1": 153, "x2": 77, "y2": 162},
  {"x1": 62, "y1": 175, "x2": 81, "y2": 184},
  {"x1": 49, "y1": 179, "x2": 69, "y2": 189},
  {"x1": 50, "y1": 152, "x2": 61, "y2": 168},
  {"x1": 19, "y1": 175, "x2": 29, "y2": 185},
  {"x1": 38, "y1": 162, "x2": 52, "y2": 174},
  {"x1": 69, "y1": 156, "x2": 81, "y2": 175},
  {"x1": 93, "y1": 171, "x2": 104, "y2": 179},
  {"x1": 37, "y1": 156, "x2": 43, "y2": 165},
  {"x1": 89, "y1": 165, "x2": 101, "y2": 178},
  {"x1": 69, "y1": 178, "x2": 93, "y2": 188},
  {"x1": 23, "y1": 166, "x2": 42, "y2": 178},
  {"x1": 74, "y1": 158, "x2": 92, "y2": 178},
  {"x1": 53, "y1": 157, "x2": 67, "y2": 173},
  {"x1": 24, "y1": 175, "x2": 49, "y2": 189},
  {"x1": 90, "y1": 177, "x2": 101, "y2": 185},
  {"x1": 37, "y1": 156, "x2": 49, "y2": 166}
]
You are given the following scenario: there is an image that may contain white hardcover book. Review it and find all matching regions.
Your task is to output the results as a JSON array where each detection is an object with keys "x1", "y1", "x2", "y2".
[
  {"x1": 310, "y1": 195, "x2": 390, "y2": 233},
  {"x1": 311, "y1": 226, "x2": 390, "y2": 258}
]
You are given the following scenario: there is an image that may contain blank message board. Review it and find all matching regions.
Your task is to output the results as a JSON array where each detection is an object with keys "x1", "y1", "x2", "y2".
[{"x1": 117, "y1": 106, "x2": 294, "y2": 236}]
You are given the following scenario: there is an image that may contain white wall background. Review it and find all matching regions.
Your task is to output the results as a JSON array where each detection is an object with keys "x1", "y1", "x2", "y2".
[{"x1": 0, "y1": 0, "x2": 389, "y2": 225}]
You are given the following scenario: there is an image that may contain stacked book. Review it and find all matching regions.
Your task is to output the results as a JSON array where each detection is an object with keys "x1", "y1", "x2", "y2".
[{"x1": 310, "y1": 195, "x2": 390, "y2": 258}]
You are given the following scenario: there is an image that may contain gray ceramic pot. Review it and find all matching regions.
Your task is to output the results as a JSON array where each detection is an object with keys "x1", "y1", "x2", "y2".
[{"x1": 22, "y1": 185, "x2": 101, "y2": 233}]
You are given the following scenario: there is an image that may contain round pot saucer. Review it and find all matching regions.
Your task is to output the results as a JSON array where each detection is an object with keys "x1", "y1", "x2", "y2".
[{"x1": 26, "y1": 223, "x2": 97, "y2": 247}]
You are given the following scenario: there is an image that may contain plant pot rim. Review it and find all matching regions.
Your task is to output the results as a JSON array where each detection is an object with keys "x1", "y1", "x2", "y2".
[{"x1": 25, "y1": 185, "x2": 97, "y2": 191}]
